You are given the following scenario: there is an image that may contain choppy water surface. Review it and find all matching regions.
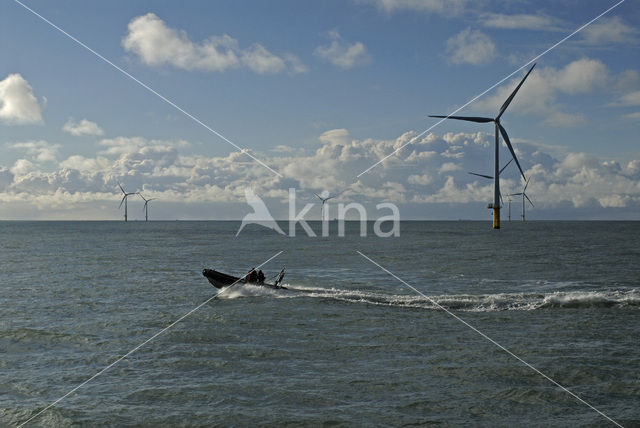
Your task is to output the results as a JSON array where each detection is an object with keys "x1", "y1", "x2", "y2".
[{"x1": 1, "y1": 221, "x2": 639, "y2": 426}]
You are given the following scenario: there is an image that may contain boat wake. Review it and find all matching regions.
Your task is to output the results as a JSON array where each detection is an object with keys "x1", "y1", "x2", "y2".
[
  {"x1": 280, "y1": 285, "x2": 640, "y2": 312},
  {"x1": 216, "y1": 283, "x2": 283, "y2": 299}
]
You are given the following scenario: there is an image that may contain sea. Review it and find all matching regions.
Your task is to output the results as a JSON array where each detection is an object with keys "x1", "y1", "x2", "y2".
[{"x1": 1, "y1": 221, "x2": 639, "y2": 427}]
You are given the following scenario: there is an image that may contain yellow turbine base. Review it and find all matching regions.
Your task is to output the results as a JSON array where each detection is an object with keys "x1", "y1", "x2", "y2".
[{"x1": 493, "y1": 207, "x2": 500, "y2": 229}]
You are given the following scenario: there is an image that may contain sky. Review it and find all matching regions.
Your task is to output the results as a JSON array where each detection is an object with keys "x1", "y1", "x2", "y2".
[{"x1": 1, "y1": 0, "x2": 639, "y2": 221}]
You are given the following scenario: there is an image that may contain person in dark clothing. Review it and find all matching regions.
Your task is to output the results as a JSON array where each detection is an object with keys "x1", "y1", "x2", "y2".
[
  {"x1": 247, "y1": 268, "x2": 258, "y2": 283},
  {"x1": 257, "y1": 270, "x2": 265, "y2": 284}
]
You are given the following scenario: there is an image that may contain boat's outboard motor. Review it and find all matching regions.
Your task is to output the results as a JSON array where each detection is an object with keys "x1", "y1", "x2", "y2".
[{"x1": 274, "y1": 268, "x2": 286, "y2": 287}]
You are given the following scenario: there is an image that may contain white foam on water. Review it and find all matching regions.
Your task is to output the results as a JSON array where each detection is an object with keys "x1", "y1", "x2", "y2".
[
  {"x1": 216, "y1": 283, "x2": 282, "y2": 299},
  {"x1": 275, "y1": 285, "x2": 640, "y2": 312}
]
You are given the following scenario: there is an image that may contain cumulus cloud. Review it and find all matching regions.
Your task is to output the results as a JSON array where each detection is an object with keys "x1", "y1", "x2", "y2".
[
  {"x1": 8, "y1": 140, "x2": 60, "y2": 163},
  {"x1": 240, "y1": 44, "x2": 286, "y2": 74},
  {"x1": 613, "y1": 91, "x2": 640, "y2": 107},
  {"x1": 446, "y1": 28, "x2": 496, "y2": 65},
  {"x1": 0, "y1": 128, "x2": 638, "y2": 219},
  {"x1": 0, "y1": 74, "x2": 43, "y2": 125},
  {"x1": 62, "y1": 118, "x2": 104, "y2": 136},
  {"x1": 580, "y1": 16, "x2": 637, "y2": 45},
  {"x1": 315, "y1": 30, "x2": 371, "y2": 69},
  {"x1": 479, "y1": 13, "x2": 563, "y2": 31},
  {"x1": 9, "y1": 159, "x2": 36, "y2": 176},
  {"x1": 122, "y1": 13, "x2": 305, "y2": 74},
  {"x1": 472, "y1": 58, "x2": 608, "y2": 125}
]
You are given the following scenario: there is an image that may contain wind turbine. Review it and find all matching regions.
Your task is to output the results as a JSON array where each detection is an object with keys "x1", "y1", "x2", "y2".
[
  {"x1": 468, "y1": 158, "x2": 513, "y2": 206},
  {"x1": 138, "y1": 193, "x2": 156, "y2": 222},
  {"x1": 118, "y1": 183, "x2": 136, "y2": 222},
  {"x1": 314, "y1": 191, "x2": 340, "y2": 221},
  {"x1": 508, "y1": 178, "x2": 534, "y2": 222},
  {"x1": 430, "y1": 63, "x2": 535, "y2": 229}
]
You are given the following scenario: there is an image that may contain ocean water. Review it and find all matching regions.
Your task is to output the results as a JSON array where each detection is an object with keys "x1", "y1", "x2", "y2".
[{"x1": 1, "y1": 221, "x2": 639, "y2": 427}]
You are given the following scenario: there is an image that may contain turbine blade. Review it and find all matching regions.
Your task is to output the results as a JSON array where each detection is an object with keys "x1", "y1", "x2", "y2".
[
  {"x1": 496, "y1": 63, "x2": 536, "y2": 120},
  {"x1": 498, "y1": 124, "x2": 526, "y2": 180},
  {"x1": 523, "y1": 176, "x2": 531, "y2": 192},
  {"x1": 508, "y1": 192, "x2": 522, "y2": 196},
  {"x1": 429, "y1": 115, "x2": 493, "y2": 123},
  {"x1": 468, "y1": 172, "x2": 493, "y2": 180},
  {"x1": 524, "y1": 193, "x2": 534, "y2": 207},
  {"x1": 314, "y1": 193, "x2": 321, "y2": 200},
  {"x1": 118, "y1": 183, "x2": 125, "y2": 194},
  {"x1": 498, "y1": 158, "x2": 513, "y2": 176},
  {"x1": 138, "y1": 192, "x2": 147, "y2": 202},
  {"x1": 119, "y1": 195, "x2": 126, "y2": 209}
]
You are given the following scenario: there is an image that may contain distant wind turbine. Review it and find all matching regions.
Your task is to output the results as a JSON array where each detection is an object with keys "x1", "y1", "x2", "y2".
[
  {"x1": 430, "y1": 63, "x2": 535, "y2": 229},
  {"x1": 138, "y1": 193, "x2": 156, "y2": 222},
  {"x1": 508, "y1": 178, "x2": 534, "y2": 222},
  {"x1": 118, "y1": 183, "x2": 136, "y2": 222},
  {"x1": 468, "y1": 158, "x2": 513, "y2": 205},
  {"x1": 314, "y1": 190, "x2": 342, "y2": 221}
]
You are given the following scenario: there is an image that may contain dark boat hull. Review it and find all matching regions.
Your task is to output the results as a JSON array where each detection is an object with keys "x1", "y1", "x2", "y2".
[{"x1": 202, "y1": 268, "x2": 286, "y2": 290}]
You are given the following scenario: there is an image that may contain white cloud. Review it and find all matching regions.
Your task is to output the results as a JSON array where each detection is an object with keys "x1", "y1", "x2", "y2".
[
  {"x1": 359, "y1": 0, "x2": 468, "y2": 15},
  {"x1": 98, "y1": 136, "x2": 188, "y2": 156},
  {"x1": 544, "y1": 112, "x2": 585, "y2": 127},
  {"x1": 472, "y1": 58, "x2": 608, "y2": 125},
  {"x1": 598, "y1": 194, "x2": 629, "y2": 208},
  {"x1": 122, "y1": 13, "x2": 304, "y2": 74},
  {"x1": 0, "y1": 74, "x2": 43, "y2": 125},
  {"x1": 240, "y1": 44, "x2": 286, "y2": 74},
  {"x1": 553, "y1": 59, "x2": 609, "y2": 94},
  {"x1": 10, "y1": 159, "x2": 35, "y2": 176},
  {"x1": 581, "y1": 16, "x2": 637, "y2": 45},
  {"x1": 315, "y1": 31, "x2": 371, "y2": 69},
  {"x1": 439, "y1": 162, "x2": 462, "y2": 173},
  {"x1": 283, "y1": 54, "x2": 309, "y2": 74},
  {"x1": 0, "y1": 129, "x2": 638, "y2": 219},
  {"x1": 479, "y1": 13, "x2": 563, "y2": 31},
  {"x1": 408, "y1": 173, "x2": 432, "y2": 185},
  {"x1": 446, "y1": 28, "x2": 496, "y2": 65},
  {"x1": 8, "y1": 140, "x2": 60, "y2": 163},
  {"x1": 62, "y1": 118, "x2": 104, "y2": 136},
  {"x1": 614, "y1": 91, "x2": 640, "y2": 107}
]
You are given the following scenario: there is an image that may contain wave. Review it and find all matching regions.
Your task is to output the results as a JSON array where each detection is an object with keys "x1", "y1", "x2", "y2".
[{"x1": 224, "y1": 284, "x2": 640, "y2": 312}]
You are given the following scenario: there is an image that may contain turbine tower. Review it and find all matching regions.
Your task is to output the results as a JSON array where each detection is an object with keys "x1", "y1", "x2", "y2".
[
  {"x1": 314, "y1": 191, "x2": 338, "y2": 221},
  {"x1": 508, "y1": 178, "x2": 534, "y2": 221},
  {"x1": 430, "y1": 63, "x2": 535, "y2": 229},
  {"x1": 118, "y1": 183, "x2": 136, "y2": 222},
  {"x1": 138, "y1": 193, "x2": 156, "y2": 222},
  {"x1": 468, "y1": 158, "x2": 513, "y2": 206}
]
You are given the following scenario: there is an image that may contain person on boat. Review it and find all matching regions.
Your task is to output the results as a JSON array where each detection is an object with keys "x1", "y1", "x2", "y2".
[
  {"x1": 257, "y1": 270, "x2": 265, "y2": 284},
  {"x1": 247, "y1": 268, "x2": 258, "y2": 283}
]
